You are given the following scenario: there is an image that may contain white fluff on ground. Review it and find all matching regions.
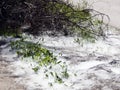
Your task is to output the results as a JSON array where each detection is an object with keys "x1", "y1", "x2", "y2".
[
  {"x1": 1, "y1": 29, "x2": 120, "y2": 90},
  {"x1": 1, "y1": 0, "x2": 120, "y2": 89}
]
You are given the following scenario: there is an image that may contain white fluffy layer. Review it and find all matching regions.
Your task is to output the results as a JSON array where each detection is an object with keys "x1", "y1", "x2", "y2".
[
  {"x1": 1, "y1": 31, "x2": 120, "y2": 90},
  {"x1": 1, "y1": 0, "x2": 120, "y2": 89}
]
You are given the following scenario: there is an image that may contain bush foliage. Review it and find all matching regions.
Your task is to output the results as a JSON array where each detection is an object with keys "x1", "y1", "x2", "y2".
[
  {"x1": 0, "y1": 0, "x2": 109, "y2": 39},
  {"x1": 10, "y1": 38, "x2": 69, "y2": 84}
]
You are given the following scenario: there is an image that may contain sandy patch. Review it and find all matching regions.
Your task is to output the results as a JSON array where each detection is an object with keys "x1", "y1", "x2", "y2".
[{"x1": 0, "y1": 57, "x2": 26, "y2": 90}]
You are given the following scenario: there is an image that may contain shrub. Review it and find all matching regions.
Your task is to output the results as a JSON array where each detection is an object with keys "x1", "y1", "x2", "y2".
[
  {"x1": 0, "y1": 0, "x2": 109, "y2": 39},
  {"x1": 10, "y1": 38, "x2": 69, "y2": 84}
]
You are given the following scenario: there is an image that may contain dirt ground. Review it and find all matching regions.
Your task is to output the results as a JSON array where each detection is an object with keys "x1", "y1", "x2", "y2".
[
  {"x1": 71, "y1": 0, "x2": 120, "y2": 28},
  {"x1": 0, "y1": 57, "x2": 26, "y2": 90}
]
